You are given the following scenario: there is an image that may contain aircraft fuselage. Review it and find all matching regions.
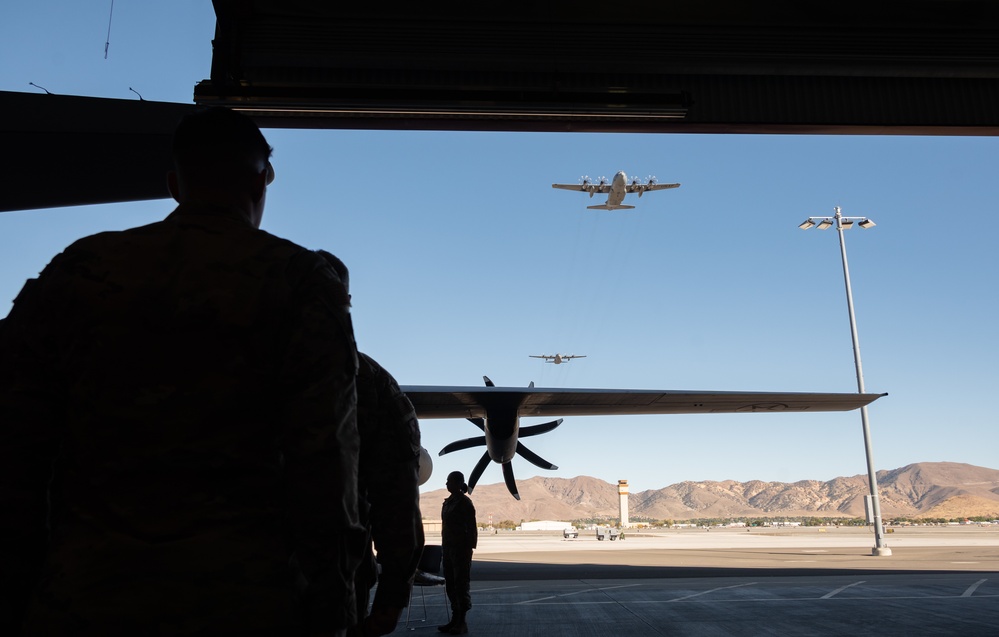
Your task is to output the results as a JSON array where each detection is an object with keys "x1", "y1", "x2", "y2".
[{"x1": 606, "y1": 171, "x2": 629, "y2": 207}]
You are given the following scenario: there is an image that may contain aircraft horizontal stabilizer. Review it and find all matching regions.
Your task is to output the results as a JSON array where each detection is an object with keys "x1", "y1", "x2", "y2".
[{"x1": 586, "y1": 204, "x2": 635, "y2": 210}]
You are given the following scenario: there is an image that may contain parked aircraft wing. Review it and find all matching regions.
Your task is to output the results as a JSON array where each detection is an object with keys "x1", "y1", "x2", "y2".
[{"x1": 400, "y1": 386, "x2": 886, "y2": 420}]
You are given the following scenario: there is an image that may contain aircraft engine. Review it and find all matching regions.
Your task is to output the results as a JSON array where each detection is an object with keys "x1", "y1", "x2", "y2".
[
  {"x1": 439, "y1": 417, "x2": 562, "y2": 500},
  {"x1": 437, "y1": 376, "x2": 562, "y2": 500}
]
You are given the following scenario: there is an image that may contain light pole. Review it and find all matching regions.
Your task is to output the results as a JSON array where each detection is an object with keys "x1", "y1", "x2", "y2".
[{"x1": 799, "y1": 206, "x2": 891, "y2": 556}]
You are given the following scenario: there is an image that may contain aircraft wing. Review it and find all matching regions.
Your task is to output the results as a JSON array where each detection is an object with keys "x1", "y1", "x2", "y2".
[
  {"x1": 552, "y1": 183, "x2": 611, "y2": 194},
  {"x1": 624, "y1": 182, "x2": 681, "y2": 194},
  {"x1": 400, "y1": 386, "x2": 886, "y2": 420}
]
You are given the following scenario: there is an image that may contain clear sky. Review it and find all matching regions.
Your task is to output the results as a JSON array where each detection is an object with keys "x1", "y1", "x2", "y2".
[{"x1": 3, "y1": 3, "x2": 997, "y2": 494}]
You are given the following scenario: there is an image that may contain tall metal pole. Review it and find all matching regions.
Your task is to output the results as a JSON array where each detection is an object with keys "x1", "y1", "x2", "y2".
[{"x1": 832, "y1": 206, "x2": 891, "y2": 556}]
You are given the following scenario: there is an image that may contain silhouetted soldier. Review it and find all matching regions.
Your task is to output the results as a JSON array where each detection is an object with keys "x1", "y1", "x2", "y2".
[
  {"x1": 353, "y1": 352, "x2": 425, "y2": 636},
  {"x1": 315, "y1": 251, "x2": 425, "y2": 637},
  {"x1": 0, "y1": 107, "x2": 364, "y2": 637},
  {"x1": 438, "y1": 471, "x2": 477, "y2": 635}
]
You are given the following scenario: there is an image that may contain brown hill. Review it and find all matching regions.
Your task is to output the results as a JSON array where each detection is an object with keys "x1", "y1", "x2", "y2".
[{"x1": 419, "y1": 462, "x2": 999, "y2": 523}]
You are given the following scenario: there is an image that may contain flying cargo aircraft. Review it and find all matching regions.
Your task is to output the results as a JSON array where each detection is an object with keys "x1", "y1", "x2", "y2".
[
  {"x1": 530, "y1": 354, "x2": 585, "y2": 364},
  {"x1": 552, "y1": 171, "x2": 680, "y2": 210},
  {"x1": 401, "y1": 377, "x2": 886, "y2": 500}
]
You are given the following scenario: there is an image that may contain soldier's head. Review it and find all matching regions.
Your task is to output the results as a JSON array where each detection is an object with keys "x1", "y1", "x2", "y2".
[
  {"x1": 168, "y1": 107, "x2": 274, "y2": 228},
  {"x1": 446, "y1": 470, "x2": 468, "y2": 494}
]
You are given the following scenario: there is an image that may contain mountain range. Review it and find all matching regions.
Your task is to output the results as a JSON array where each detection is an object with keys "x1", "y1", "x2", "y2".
[{"x1": 419, "y1": 462, "x2": 999, "y2": 523}]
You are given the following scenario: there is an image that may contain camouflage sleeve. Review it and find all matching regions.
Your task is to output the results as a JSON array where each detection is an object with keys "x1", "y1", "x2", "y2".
[
  {"x1": 0, "y1": 255, "x2": 76, "y2": 632},
  {"x1": 278, "y1": 251, "x2": 365, "y2": 632},
  {"x1": 359, "y1": 358, "x2": 425, "y2": 609},
  {"x1": 465, "y1": 498, "x2": 478, "y2": 550}
]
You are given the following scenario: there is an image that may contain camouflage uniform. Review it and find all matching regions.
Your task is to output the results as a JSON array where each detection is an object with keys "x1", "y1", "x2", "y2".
[
  {"x1": 440, "y1": 492, "x2": 477, "y2": 613},
  {"x1": 0, "y1": 203, "x2": 365, "y2": 636},
  {"x1": 354, "y1": 352, "x2": 425, "y2": 621}
]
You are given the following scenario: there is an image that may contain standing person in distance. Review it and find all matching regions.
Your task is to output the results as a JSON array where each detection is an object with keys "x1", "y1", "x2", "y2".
[{"x1": 438, "y1": 471, "x2": 477, "y2": 635}]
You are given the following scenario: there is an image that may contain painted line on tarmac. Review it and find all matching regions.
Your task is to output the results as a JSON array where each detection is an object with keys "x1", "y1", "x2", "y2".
[
  {"x1": 475, "y1": 585, "x2": 522, "y2": 594},
  {"x1": 516, "y1": 583, "x2": 641, "y2": 605},
  {"x1": 961, "y1": 579, "x2": 987, "y2": 597},
  {"x1": 667, "y1": 582, "x2": 757, "y2": 602},
  {"x1": 821, "y1": 581, "x2": 864, "y2": 599}
]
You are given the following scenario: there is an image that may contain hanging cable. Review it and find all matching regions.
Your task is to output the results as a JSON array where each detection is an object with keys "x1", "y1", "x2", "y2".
[{"x1": 104, "y1": 0, "x2": 115, "y2": 59}]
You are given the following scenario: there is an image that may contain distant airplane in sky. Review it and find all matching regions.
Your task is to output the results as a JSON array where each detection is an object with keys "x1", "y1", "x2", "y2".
[
  {"x1": 530, "y1": 354, "x2": 586, "y2": 364},
  {"x1": 552, "y1": 171, "x2": 680, "y2": 210}
]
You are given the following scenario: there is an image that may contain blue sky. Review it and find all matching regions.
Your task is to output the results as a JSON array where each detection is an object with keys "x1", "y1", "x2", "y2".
[{"x1": 3, "y1": 3, "x2": 997, "y2": 494}]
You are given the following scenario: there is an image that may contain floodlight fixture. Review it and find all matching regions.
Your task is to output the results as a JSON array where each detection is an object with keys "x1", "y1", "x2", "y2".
[
  {"x1": 816, "y1": 218, "x2": 834, "y2": 230},
  {"x1": 859, "y1": 218, "x2": 876, "y2": 229},
  {"x1": 840, "y1": 219, "x2": 854, "y2": 230},
  {"x1": 798, "y1": 219, "x2": 816, "y2": 230}
]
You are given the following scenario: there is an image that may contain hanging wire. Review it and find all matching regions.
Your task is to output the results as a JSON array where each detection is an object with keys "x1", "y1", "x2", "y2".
[{"x1": 104, "y1": 0, "x2": 115, "y2": 59}]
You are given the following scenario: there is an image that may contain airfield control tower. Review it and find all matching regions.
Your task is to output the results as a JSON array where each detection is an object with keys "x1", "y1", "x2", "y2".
[{"x1": 618, "y1": 480, "x2": 629, "y2": 527}]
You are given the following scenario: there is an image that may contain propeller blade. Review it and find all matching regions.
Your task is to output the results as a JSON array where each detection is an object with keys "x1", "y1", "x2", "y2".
[
  {"x1": 467, "y1": 451, "x2": 491, "y2": 493},
  {"x1": 519, "y1": 418, "x2": 563, "y2": 438},
  {"x1": 439, "y1": 435, "x2": 486, "y2": 455},
  {"x1": 466, "y1": 417, "x2": 485, "y2": 431},
  {"x1": 501, "y1": 461, "x2": 521, "y2": 500},
  {"x1": 516, "y1": 441, "x2": 558, "y2": 471}
]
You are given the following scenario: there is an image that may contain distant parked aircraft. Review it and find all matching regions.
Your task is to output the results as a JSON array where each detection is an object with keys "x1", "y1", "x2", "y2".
[
  {"x1": 552, "y1": 171, "x2": 680, "y2": 210},
  {"x1": 530, "y1": 354, "x2": 586, "y2": 364}
]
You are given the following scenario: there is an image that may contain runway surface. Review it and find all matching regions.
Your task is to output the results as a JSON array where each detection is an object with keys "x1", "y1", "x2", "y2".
[{"x1": 393, "y1": 525, "x2": 999, "y2": 636}]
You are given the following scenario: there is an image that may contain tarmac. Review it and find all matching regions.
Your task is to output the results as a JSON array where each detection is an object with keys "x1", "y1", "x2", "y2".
[{"x1": 390, "y1": 525, "x2": 999, "y2": 636}]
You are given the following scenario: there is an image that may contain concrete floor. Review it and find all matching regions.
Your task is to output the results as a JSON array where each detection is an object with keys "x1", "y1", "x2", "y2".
[{"x1": 390, "y1": 525, "x2": 999, "y2": 636}]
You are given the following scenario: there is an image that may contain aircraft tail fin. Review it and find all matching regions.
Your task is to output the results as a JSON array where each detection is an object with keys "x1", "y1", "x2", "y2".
[{"x1": 586, "y1": 203, "x2": 636, "y2": 210}]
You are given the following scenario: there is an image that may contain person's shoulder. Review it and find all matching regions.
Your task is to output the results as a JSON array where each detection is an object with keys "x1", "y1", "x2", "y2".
[
  {"x1": 42, "y1": 220, "x2": 166, "y2": 271},
  {"x1": 358, "y1": 351, "x2": 378, "y2": 375},
  {"x1": 64, "y1": 219, "x2": 164, "y2": 251},
  {"x1": 246, "y1": 226, "x2": 314, "y2": 258},
  {"x1": 357, "y1": 352, "x2": 400, "y2": 387},
  {"x1": 278, "y1": 246, "x2": 348, "y2": 297}
]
